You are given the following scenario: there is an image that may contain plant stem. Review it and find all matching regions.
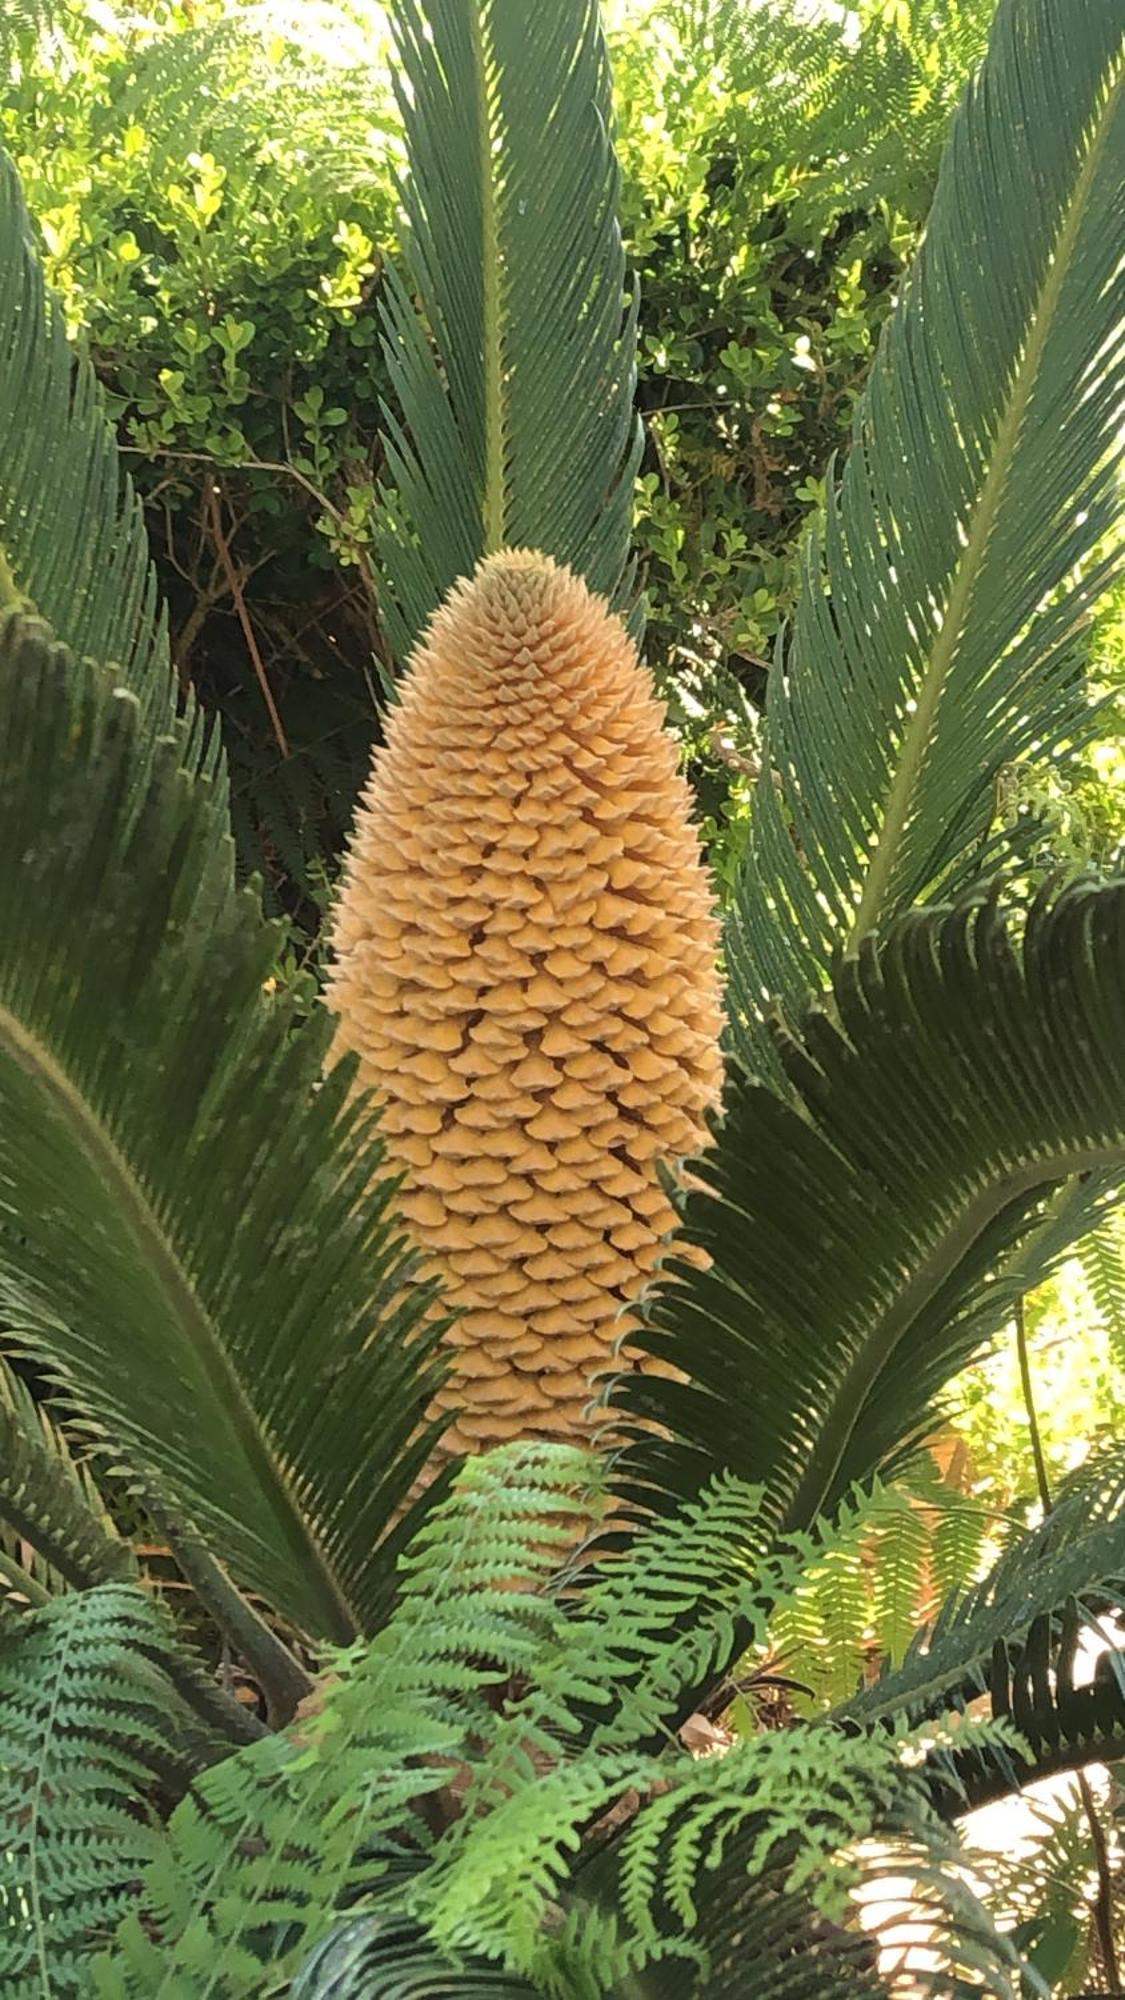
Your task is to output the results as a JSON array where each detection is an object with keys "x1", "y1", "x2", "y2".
[
  {"x1": 161, "y1": 1522, "x2": 314, "y2": 1728},
  {"x1": 1014, "y1": 1294, "x2": 1121, "y2": 1991},
  {"x1": 1014, "y1": 1296, "x2": 1052, "y2": 1517},
  {"x1": 205, "y1": 480, "x2": 289, "y2": 757}
]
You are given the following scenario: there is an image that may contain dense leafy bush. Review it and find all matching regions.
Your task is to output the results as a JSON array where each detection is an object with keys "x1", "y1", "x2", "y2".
[{"x1": 0, "y1": 0, "x2": 1022, "y2": 907}]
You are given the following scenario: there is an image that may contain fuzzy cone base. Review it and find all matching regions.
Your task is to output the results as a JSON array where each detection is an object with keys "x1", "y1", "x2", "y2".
[{"x1": 328, "y1": 550, "x2": 724, "y2": 1455}]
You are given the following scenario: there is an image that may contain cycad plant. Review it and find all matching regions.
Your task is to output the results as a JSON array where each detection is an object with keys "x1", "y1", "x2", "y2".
[{"x1": 0, "y1": 0, "x2": 1123, "y2": 1993}]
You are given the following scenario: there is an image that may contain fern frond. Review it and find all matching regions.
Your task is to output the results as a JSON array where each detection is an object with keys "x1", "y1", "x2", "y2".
[
  {"x1": 720, "y1": 0, "x2": 996, "y2": 233},
  {"x1": 1081, "y1": 1206, "x2": 1125, "y2": 1364},
  {"x1": 929, "y1": 1493, "x2": 992, "y2": 1606},
  {"x1": 869, "y1": 1490, "x2": 931, "y2": 1671},
  {"x1": 415, "y1": 1715, "x2": 1029, "y2": 1997},
  {"x1": 95, "y1": 1445, "x2": 602, "y2": 1997},
  {"x1": 0, "y1": 1583, "x2": 210, "y2": 1999}
]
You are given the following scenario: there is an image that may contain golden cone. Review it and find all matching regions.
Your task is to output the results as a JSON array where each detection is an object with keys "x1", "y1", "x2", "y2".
[{"x1": 328, "y1": 550, "x2": 724, "y2": 1456}]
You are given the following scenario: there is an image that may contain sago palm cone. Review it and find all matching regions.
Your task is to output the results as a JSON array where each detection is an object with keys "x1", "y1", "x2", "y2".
[{"x1": 328, "y1": 550, "x2": 724, "y2": 1456}]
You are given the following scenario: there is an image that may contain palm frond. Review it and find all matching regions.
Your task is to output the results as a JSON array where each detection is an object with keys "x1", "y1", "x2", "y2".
[
  {"x1": 291, "y1": 1919, "x2": 537, "y2": 1999},
  {"x1": 612, "y1": 881, "x2": 1125, "y2": 1535},
  {"x1": 0, "y1": 1355, "x2": 268, "y2": 1750},
  {"x1": 0, "y1": 609, "x2": 451, "y2": 1646},
  {"x1": 836, "y1": 1474, "x2": 1125, "y2": 1808},
  {"x1": 0, "y1": 1583, "x2": 209, "y2": 1999},
  {"x1": 0, "y1": 1357, "x2": 134, "y2": 1605},
  {"x1": 726, "y1": 0, "x2": 1124, "y2": 1081},
  {"x1": 375, "y1": 0, "x2": 641, "y2": 660},
  {"x1": 0, "y1": 148, "x2": 191, "y2": 759},
  {"x1": 1081, "y1": 1206, "x2": 1125, "y2": 1361}
]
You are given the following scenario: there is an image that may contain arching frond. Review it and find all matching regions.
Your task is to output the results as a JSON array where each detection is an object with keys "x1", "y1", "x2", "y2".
[
  {"x1": 0, "y1": 149, "x2": 191, "y2": 759},
  {"x1": 99, "y1": 1447, "x2": 1033, "y2": 1999},
  {"x1": 291, "y1": 1919, "x2": 538, "y2": 1999},
  {"x1": 613, "y1": 881, "x2": 1125, "y2": 1535},
  {"x1": 0, "y1": 610, "x2": 450, "y2": 1646},
  {"x1": 726, "y1": 0, "x2": 1124, "y2": 1081},
  {"x1": 836, "y1": 1474, "x2": 1125, "y2": 1808},
  {"x1": 375, "y1": 0, "x2": 641, "y2": 660},
  {"x1": 0, "y1": 1357, "x2": 134, "y2": 1606},
  {"x1": 1081, "y1": 1206, "x2": 1125, "y2": 1360}
]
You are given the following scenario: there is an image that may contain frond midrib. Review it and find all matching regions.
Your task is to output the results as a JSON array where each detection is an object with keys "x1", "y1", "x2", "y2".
[
  {"x1": 0, "y1": 997, "x2": 358, "y2": 1644},
  {"x1": 848, "y1": 61, "x2": 1123, "y2": 944},
  {"x1": 782, "y1": 1142, "x2": 1123, "y2": 1531},
  {"x1": 472, "y1": 1, "x2": 505, "y2": 551}
]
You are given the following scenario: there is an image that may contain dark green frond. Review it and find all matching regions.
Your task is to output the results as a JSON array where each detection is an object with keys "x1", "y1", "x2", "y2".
[
  {"x1": 837, "y1": 1478, "x2": 1125, "y2": 1807},
  {"x1": 727, "y1": 0, "x2": 1124, "y2": 1079},
  {"x1": 612, "y1": 882, "x2": 1125, "y2": 1534},
  {"x1": 0, "y1": 1583, "x2": 206, "y2": 1999},
  {"x1": 0, "y1": 1358, "x2": 134, "y2": 1605},
  {"x1": 0, "y1": 609, "x2": 450, "y2": 1645},
  {"x1": 0, "y1": 148, "x2": 193, "y2": 762},
  {"x1": 1082, "y1": 1206, "x2": 1125, "y2": 1360},
  {"x1": 375, "y1": 0, "x2": 641, "y2": 660},
  {"x1": 291, "y1": 1918, "x2": 538, "y2": 1998}
]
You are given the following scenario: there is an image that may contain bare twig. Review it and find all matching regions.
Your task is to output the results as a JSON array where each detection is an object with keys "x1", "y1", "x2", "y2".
[
  {"x1": 124, "y1": 443, "x2": 382, "y2": 609},
  {"x1": 205, "y1": 479, "x2": 289, "y2": 757}
]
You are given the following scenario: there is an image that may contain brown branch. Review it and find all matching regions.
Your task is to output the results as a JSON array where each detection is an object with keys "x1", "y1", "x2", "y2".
[
  {"x1": 125, "y1": 444, "x2": 382, "y2": 609},
  {"x1": 204, "y1": 479, "x2": 289, "y2": 758}
]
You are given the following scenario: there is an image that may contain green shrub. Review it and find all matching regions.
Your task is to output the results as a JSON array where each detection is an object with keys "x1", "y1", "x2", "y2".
[{"x1": 1, "y1": 0, "x2": 1005, "y2": 910}]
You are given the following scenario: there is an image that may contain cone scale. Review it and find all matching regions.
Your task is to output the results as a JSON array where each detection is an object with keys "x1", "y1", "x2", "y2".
[{"x1": 328, "y1": 551, "x2": 724, "y2": 1456}]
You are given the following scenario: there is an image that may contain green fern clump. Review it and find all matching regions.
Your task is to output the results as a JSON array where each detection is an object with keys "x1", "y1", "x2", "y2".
[
  {"x1": 719, "y1": 0, "x2": 997, "y2": 233},
  {"x1": 93, "y1": 1447, "x2": 1035, "y2": 1999},
  {"x1": 0, "y1": 1585, "x2": 204, "y2": 1998}
]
